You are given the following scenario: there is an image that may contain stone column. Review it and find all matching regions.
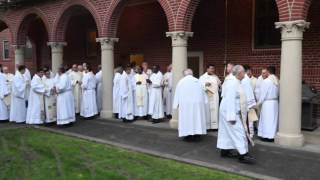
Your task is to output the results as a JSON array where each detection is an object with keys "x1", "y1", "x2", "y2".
[
  {"x1": 96, "y1": 37, "x2": 119, "y2": 118},
  {"x1": 166, "y1": 31, "x2": 193, "y2": 128},
  {"x1": 47, "y1": 42, "x2": 67, "y2": 73},
  {"x1": 13, "y1": 45, "x2": 25, "y2": 68},
  {"x1": 275, "y1": 20, "x2": 310, "y2": 147}
]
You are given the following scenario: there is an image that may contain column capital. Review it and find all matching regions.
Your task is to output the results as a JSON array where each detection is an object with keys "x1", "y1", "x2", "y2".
[
  {"x1": 275, "y1": 20, "x2": 310, "y2": 41},
  {"x1": 166, "y1": 31, "x2": 193, "y2": 47},
  {"x1": 47, "y1": 42, "x2": 67, "y2": 53},
  {"x1": 96, "y1": 37, "x2": 119, "y2": 50}
]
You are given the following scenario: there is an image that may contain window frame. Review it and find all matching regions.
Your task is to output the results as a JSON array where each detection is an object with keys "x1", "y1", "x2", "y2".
[{"x1": 2, "y1": 40, "x2": 10, "y2": 60}]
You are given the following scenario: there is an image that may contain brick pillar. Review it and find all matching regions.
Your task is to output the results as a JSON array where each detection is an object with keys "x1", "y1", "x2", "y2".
[
  {"x1": 13, "y1": 45, "x2": 25, "y2": 69},
  {"x1": 96, "y1": 37, "x2": 119, "y2": 118},
  {"x1": 275, "y1": 20, "x2": 310, "y2": 147},
  {"x1": 166, "y1": 31, "x2": 193, "y2": 128},
  {"x1": 47, "y1": 42, "x2": 67, "y2": 74}
]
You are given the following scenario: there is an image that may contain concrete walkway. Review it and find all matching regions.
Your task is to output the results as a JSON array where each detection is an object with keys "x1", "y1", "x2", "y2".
[{"x1": 2, "y1": 119, "x2": 320, "y2": 180}]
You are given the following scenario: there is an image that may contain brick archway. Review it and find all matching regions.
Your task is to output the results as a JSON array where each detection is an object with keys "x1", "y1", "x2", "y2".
[
  {"x1": 0, "y1": 17, "x2": 13, "y2": 43},
  {"x1": 15, "y1": 8, "x2": 50, "y2": 45},
  {"x1": 102, "y1": 0, "x2": 175, "y2": 38},
  {"x1": 51, "y1": 0, "x2": 102, "y2": 42}
]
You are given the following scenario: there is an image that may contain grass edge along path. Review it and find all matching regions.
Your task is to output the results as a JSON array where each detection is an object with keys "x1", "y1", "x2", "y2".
[{"x1": 0, "y1": 127, "x2": 251, "y2": 180}]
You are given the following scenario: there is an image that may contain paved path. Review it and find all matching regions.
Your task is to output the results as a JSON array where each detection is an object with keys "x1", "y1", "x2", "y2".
[{"x1": 2, "y1": 119, "x2": 320, "y2": 180}]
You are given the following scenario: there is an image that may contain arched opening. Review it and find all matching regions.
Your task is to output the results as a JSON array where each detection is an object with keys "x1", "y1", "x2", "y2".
[
  {"x1": 57, "y1": 5, "x2": 100, "y2": 70},
  {"x1": 189, "y1": 0, "x2": 280, "y2": 78},
  {"x1": 114, "y1": 0, "x2": 170, "y2": 71},
  {"x1": 0, "y1": 21, "x2": 13, "y2": 71},
  {"x1": 17, "y1": 14, "x2": 49, "y2": 73}
]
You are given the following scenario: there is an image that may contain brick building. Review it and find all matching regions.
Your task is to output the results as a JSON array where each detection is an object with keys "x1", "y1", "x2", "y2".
[{"x1": 0, "y1": 0, "x2": 317, "y2": 147}]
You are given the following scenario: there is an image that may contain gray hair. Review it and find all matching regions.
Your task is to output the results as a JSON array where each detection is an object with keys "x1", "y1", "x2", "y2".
[
  {"x1": 232, "y1": 65, "x2": 245, "y2": 76},
  {"x1": 183, "y1": 69, "x2": 193, "y2": 76}
]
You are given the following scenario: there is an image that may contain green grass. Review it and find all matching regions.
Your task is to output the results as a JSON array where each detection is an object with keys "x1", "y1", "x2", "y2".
[{"x1": 0, "y1": 128, "x2": 250, "y2": 180}]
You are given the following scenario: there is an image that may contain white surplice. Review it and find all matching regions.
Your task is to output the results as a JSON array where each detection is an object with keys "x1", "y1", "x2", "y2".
[
  {"x1": 118, "y1": 72, "x2": 134, "y2": 120},
  {"x1": 0, "y1": 73, "x2": 9, "y2": 120},
  {"x1": 3, "y1": 73, "x2": 14, "y2": 108},
  {"x1": 113, "y1": 72, "x2": 122, "y2": 114},
  {"x1": 148, "y1": 72, "x2": 164, "y2": 119},
  {"x1": 173, "y1": 75, "x2": 208, "y2": 137},
  {"x1": 26, "y1": 74, "x2": 46, "y2": 124},
  {"x1": 258, "y1": 77, "x2": 279, "y2": 139},
  {"x1": 42, "y1": 76, "x2": 57, "y2": 123},
  {"x1": 10, "y1": 72, "x2": 27, "y2": 123},
  {"x1": 81, "y1": 72, "x2": 98, "y2": 118},
  {"x1": 56, "y1": 73, "x2": 76, "y2": 125},
  {"x1": 162, "y1": 72, "x2": 173, "y2": 116},
  {"x1": 69, "y1": 71, "x2": 82, "y2": 113},
  {"x1": 199, "y1": 73, "x2": 221, "y2": 130},
  {"x1": 217, "y1": 77, "x2": 249, "y2": 155},
  {"x1": 95, "y1": 70, "x2": 102, "y2": 112},
  {"x1": 134, "y1": 73, "x2": 148, "y2": 117}
]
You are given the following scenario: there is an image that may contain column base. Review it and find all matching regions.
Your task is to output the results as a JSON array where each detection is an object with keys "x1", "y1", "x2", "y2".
[
  {"x1": 275, "y1": 132, "x2": 304, "y2": 147},
  {"x1": 169, "y1": 118, "x2": 178, "y2": 129},
  {"x1": 100, "y1": 110, "x2": 113, "y2": 119}
]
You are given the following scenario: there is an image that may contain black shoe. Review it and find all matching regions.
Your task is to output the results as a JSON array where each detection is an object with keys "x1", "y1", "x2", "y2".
[
  {"x1": 183, "y1": 135, "x2": 193, "y2": 142},
  {"x1": 193, "y1": 135, "x2": 202, "y2": 142},
  {"x1": 220, "y1": 150, "x2": 238, "y2": 158},
  {"x1": 166, "y1": 115, "x2": 172, "y2": 119},
  {"x1": 239, "y1": 154, "x2": 256, "y2": 164},
  {"x1": 259, "y1": 137, "x2": 274, "y2": 142},
  {"x1": 152, "y1": 119, "x2": 160, "y2": 124},
  {"x1": 122, "y1": 119, "x2": 127, "y2": 123}
]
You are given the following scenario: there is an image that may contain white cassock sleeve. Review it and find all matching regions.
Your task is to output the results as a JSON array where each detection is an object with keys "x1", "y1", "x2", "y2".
[
  {"x1": 0, "y1": 76, "x2": 9, "y2": 99},
  {"x1": 224, "y1": 82, "x2": 237, "y2": 122},
  {"x1": 31, "y1": 78, "x2": 46, "y2": 94},
  {"x1": 119, "y1": 75, "x2": 129, "y2": 99},
  {"x1": 56, "y1": 75, "x2": 68, "y2": 93},
  {"x1": 151, "y1": 74, "x2": 162, "y2": 88},
  {"x1": 12, "y1": 76, "x2": 26, "y2": 99}
]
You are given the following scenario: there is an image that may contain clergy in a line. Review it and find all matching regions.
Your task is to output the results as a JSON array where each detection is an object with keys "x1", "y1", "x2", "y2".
[
  {"x1": 81, "y1": 65, "x2": 98, "y2": 118},
  {"x1": 257, "y1": 67, "x2": 279, "y2": 142},
  {"x1": 0, "y1": 68, "x2": 10, "y2": 121},
  {"x1": 217, "y1": 65, "x2": 255, "y2": 164},
  {"x1": 173, "y1": 69, "x2": 208, "y2": 142},
  {"x1": 113, "y1": 66, "x2": 123, "y2": 117},
  {"x1": 42, "y1": 68, "x2": 57, "y2": 123},
  {"x1": 118, "y1": 65, "x2": 134, "y2": 122},
  {"x1": 147, "y1": 65, "x2": 164, "y2": 124},
  {"x1": 15, "y1": 64, "x2": 31, "y2": 106},
  {"x1": 55, "y1": 67, "x2": 76, "y2": 125},
  {"x1": 26, "y1": 68, "x2": 46, "y2": 124},
  {"x1": 95, "y1": 65, "x2": 102, "y2": 113},
  {"x1": 10, "y1": 65, "x2": 28, "y2": 123},
  {"x1": 133, "y1": 66, "x2": 148, "y2": 118},
  {"x1": 69, "y1": 64, "x2": 83, "y2": 114},
  {"x1": 199, "y1": 65, "x2": 221, "y2": 130},
  {"x1": 162, "y1": 64, "x2": 173, "y2": 119}
]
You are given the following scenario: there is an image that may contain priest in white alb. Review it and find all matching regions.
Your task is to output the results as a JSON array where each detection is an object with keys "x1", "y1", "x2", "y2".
[
  {"x1": 10, "y1": 65, "x2": 28, "y2": 123},
  {"x1": 118, "y1": 65, "x2": 134, "y2": 122},
  {"x1": 55, "y1": 67, "x2": 76, "y2": 125},
  {"x1": 173, "y1": 69, "x2": 207, "y2": 141},
  {"x1": 95, "y1": 65, "x2": 102, "y2": 113},
  {"x1": 113, "y1": 67, "x2": 123, "y2": 117},
  {"x1": 199, "y1": 65, "x2": 221, "y2": 130},
  {"x1": 43, "y1": 68, "x2": 57, "y2": 123},
  {"x1": 26, "y1": 69, "x2": 46, "y2": 124},
  {"x1": 162, "y1": 64, "x2": 173, "y2": 118},
  {"x1": 147, "y1": 65, "x2": 164, "y2": 123},
  {"x1": 2, "y1": 66, "x2": 14, "y2": 110},
  {"x1": 257, "y1": 67, "x2": 279, "y2": 141},
  {"x1": 133, "y1": 66, "x2": 148, "y2": 118},
  {"x1": 0, "y1": 71, "x2": 9, "y2": 121},
  {"x1": 217, "y1": 65, "x2": 255, "y2": 164},
  {"x1": 81, "y1": 65, "x2": 98, "y2": 118},
  {"x1": 69, "y1": 64, "x2": 82, "y2": 114}
]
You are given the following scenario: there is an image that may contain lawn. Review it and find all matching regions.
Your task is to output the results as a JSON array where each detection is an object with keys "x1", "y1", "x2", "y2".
[{"x1": 0, "y1": 128, "x2": 250, "y2": 180}]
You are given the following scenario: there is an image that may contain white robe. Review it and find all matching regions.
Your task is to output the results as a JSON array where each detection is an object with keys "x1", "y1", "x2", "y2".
[
  {"x1": 113, "y1": 72, "x2": 122, "y2": 114},
  {"x1": 199, "y1": 73, "x2": 221, "y2": 130},
  {"x1": 118, "y1": 72, "x2": 134, "y2": 120},
  {"x1": 3, "y1": 73, "x2": 14, "y2": 108},
  {"x1": 0, "y1": 73, "x2": 9, "y2": 120},
  {"x1": 242, "y1": 74, "x2": 256, "y2": 109},
  {"x1": 95, "y1": 70, "x2": 102, "y2": 112},
  {"x1": 148, "y1": 72, "x2": 164, "y2": 119},
  {"x1": 217, "y1": 77, "x2": 249, "y2": 155},
  {"x1": 258, "y1": 77, "x2": 279, "y2": 139},
  {"x1": 43, "y1": 76, "x2": 57, "y2": 123},
  {"x1": 162, "y1": 72, "x2": 173, "y2": 115},
  {"x1": 69, "y1": 71, "x2": 82, "y2": 113},
  {"x1": 254, "y1": 76, "x2": 263, "y2": 100},
  {"x1": 134, "y1": 73, "x2": 148, "y2": 117},
  {"x1": 173, "y1": 75, "x2": 208, "y2": 137},
  {"x1": 81, "y1": 72, "x2": 98, "y2": 118},
  {"x1": 26, "y1": 74, "x2": 46, "y2": 124},
  {"x1": 10, "y1": 72, "x2": 27, "y2": 123},
  {"x1": 56, "y1": 73, "x2": 76, "y2": 125}
]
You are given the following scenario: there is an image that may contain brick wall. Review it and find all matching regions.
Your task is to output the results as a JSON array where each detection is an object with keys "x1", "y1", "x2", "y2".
[{"x1": 0, "y1": 29, "x2": 14, "y2": 72}]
